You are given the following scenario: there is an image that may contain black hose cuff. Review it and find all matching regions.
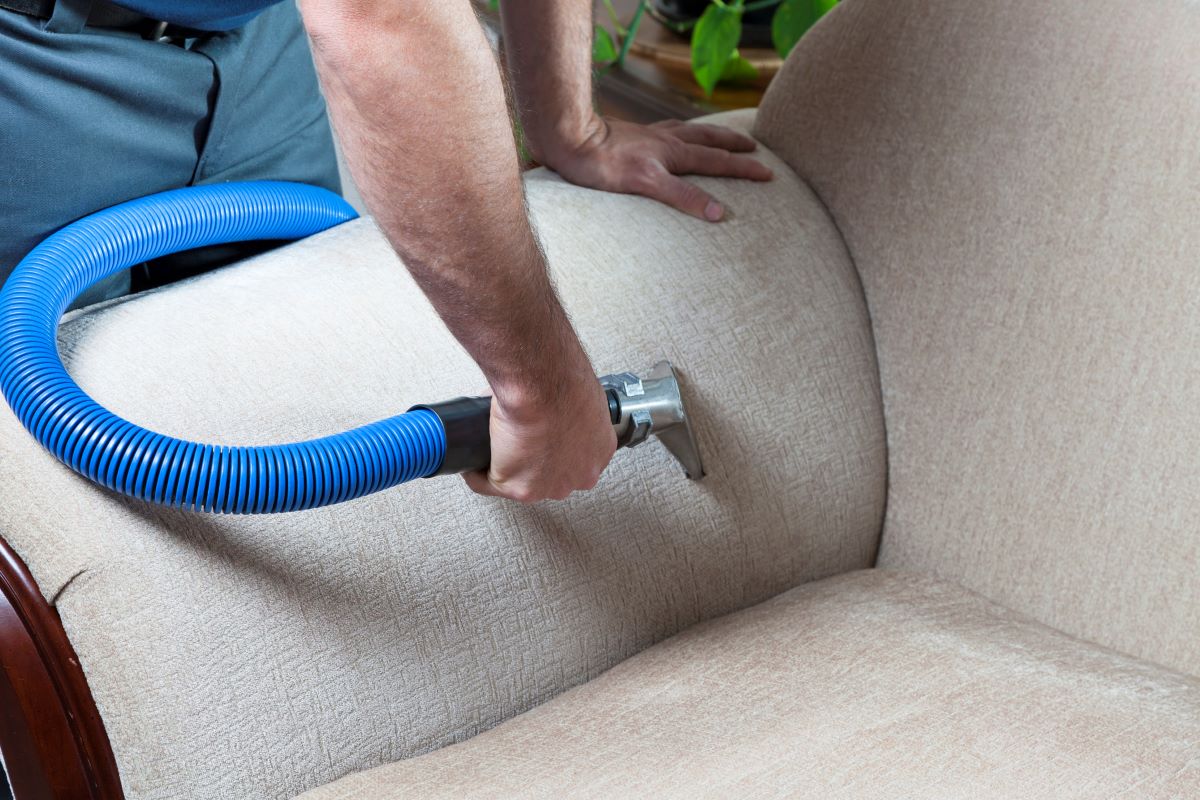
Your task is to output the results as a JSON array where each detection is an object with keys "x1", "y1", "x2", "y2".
[{"x1": 410, "y1": 396, "x2": 492, "y2": 476}]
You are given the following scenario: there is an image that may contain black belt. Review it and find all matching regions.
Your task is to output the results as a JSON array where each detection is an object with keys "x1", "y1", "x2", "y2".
[{"x1": 0, "y1": 0, "x2": 208, "y2": 40}]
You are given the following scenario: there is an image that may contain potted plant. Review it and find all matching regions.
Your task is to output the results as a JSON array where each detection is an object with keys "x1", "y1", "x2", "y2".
[
  {"x1": 652, "y1": 0, "x2": 781, "y2": 48},
  {"x1": 594, "y1": 0, "x2": 838, "y2": 96}
]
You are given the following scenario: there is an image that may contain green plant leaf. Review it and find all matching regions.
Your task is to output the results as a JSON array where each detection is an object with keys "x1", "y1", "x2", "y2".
[
  {"x1": 720, "y1": 50, "x2": 759, "y2": 83},
  {"x1": 487, "y1": 0, "x2": 499, "y2": 10},
  {"x1": 771, "y1": 0, "x2": 836, "y2": 59},
  {"x1": 691, "y1": 3, "x2": 743, "y2": 97},
  {"x1": 593, "y1": 25, "x2": 618, "y2": 63}
]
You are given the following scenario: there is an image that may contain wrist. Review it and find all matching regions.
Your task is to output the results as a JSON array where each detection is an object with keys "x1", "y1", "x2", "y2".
[
  {"x1": 490, "y1": 345, "x2": 598, "y2": 423},
  {"x1": 526, "y1": 111, "x2": 607, "y2": 167}
]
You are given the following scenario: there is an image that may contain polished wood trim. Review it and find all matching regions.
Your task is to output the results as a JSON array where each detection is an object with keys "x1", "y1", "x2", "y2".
[{"x1": 0, "y1": 538, "x2": 122, "y2": 799}]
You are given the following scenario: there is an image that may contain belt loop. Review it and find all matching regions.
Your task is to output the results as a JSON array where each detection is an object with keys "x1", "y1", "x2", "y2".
[{"x1": 43, "y1": 0, "x2": 93, "y2": 33}]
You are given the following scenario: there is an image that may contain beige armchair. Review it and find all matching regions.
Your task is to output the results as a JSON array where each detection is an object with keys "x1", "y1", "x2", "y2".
[{"x1": 1, "y1": 0, "x2": 1197, "y2": 797}]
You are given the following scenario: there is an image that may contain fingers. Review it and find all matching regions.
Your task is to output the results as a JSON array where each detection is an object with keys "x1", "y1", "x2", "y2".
[
  {"x1": 652, "y1": 120, "x2": 772, "y2": 180},
  {"x1": 670, "y1": 144, "x2": 774, "y2": 182},
  {"x1": 633, "y1": 165, "x2": 726, "y2": 221},
  {"x1": 630, "y1": 149, "x2": 773, "y2": 221},
  {"x1": 462, "y1": 469, "x2": 588, "y2": 503},
  {"x1": 461, "y1": 372, "x2": 616, "y2": 503},
  {"x1": 660, "y1": 121, "x2": 759, "y2": 153}
]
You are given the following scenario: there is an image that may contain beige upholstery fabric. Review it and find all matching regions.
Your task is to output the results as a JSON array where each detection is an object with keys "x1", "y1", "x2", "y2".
[
  {"x1": 0, "y1": 112, "x2": 887, "y2": 799},
  {"x1": 755, "y1": 0, "x2": 1200, "y2": 674},
  {"x1": 301, "y1": 570, "x2": 1200, "y2": 800}
]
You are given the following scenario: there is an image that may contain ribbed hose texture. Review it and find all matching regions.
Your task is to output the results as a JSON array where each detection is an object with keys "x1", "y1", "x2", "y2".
[{"x1": 0, "y1": 182, "x2": 446, "y2": 514}]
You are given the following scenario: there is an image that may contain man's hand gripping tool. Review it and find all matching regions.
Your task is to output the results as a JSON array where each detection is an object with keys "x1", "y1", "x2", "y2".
[{"x1": 414, "y1": 360, "x2": 705, "y2": 480}]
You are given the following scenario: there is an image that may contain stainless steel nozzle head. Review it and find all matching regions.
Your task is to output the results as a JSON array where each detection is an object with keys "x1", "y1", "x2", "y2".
[{"x1": 599, "y1": 360, "x2": 705, "y2": 480}]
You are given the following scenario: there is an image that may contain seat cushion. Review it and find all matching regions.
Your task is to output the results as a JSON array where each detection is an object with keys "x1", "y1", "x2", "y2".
[{"x1": 301, "y1": 570, "x2": 1200, "y2": 800}]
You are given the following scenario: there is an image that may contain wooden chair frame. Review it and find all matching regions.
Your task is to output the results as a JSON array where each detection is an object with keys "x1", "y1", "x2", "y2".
[{"x1": 0, "y1": 536, "x2": 121, "y2": 799}]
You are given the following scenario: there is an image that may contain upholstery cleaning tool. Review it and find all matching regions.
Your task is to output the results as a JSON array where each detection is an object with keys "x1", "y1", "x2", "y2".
[
  {"x1": 422, "y1": 359, "x2": 704, "y2": 480},
  {"x1": 0, "y1": 182, "x2": 704, "y2": 514}
]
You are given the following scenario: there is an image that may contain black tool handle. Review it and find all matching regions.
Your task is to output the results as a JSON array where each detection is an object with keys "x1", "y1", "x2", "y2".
[
  {"x1": 411, "y1": 396, "x2": 493, "y2": 476},
  {"x1": 414, "y1": 390, "x2": 624, "y2": 477}
]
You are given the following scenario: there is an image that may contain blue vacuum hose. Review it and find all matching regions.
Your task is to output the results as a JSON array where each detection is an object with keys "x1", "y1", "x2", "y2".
[{"x1": 0, "y1": 182, "x2": 453, "y2": 514}]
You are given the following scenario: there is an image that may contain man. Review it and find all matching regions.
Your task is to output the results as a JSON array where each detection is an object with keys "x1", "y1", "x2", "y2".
[{"x1": 0, "y1": 0, "x2": 772, "y2": 502}]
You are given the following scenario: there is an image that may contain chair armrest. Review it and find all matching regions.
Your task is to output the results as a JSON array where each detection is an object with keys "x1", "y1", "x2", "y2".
[{"x1": 0, "y1": 537, "x2": 120, "y2": 799}]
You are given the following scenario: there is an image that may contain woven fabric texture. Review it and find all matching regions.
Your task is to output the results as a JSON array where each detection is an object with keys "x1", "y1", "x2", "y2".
[
  {"x1": 302, "y1": 569, "x2": 1200, "y2": 800},
  {"x1": 0, "y1": 112, "x2": 887, "y2": 799},
  {"x1": 755, "y1": 0, "x2": 1200, "y2": 675}
]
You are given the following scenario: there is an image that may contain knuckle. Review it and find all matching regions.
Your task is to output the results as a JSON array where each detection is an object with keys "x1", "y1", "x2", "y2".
[
  {"x1": 504, "y1": 483, "x2": 539, "y2": 504},
  {"x1": 671, "y1": 140, "x2": 699, "y2": 164},
  {"x1": 628, "y1": 161, "x2": 661, "y2": 192},
  {"x1": 512, "y1": 488, "x2": 539, "y2": 504},
  {"x1": 577, "y1": 461, "x2": 606, "y2": 491}
]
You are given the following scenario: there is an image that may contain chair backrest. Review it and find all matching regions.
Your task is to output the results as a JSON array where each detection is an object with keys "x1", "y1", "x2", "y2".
[
  {"x1": 0, "y1": 124, "x2": 886, "y2": 799},
  {"x1": 755, "y1": 0, "x2": 1200, "y2": 675}
]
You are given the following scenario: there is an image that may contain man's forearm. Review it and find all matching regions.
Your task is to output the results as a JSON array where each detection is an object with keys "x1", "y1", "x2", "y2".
[
  {"x1": 498, "y1": 0, "x2": 597, "y2": 163},
  {"x1": 294, "y1": 0, "x2": 763, "y2": 501},
  {"x1": 298, "y1": 0, "x2": 591, "y2": 406}
]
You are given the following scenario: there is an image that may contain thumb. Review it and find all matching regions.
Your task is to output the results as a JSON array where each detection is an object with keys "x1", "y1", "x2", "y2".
[{"x1": 462, "y1": 469, "x2": 503, "y2": 497}]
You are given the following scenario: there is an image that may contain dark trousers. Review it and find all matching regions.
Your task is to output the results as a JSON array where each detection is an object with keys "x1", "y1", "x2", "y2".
[{"x1": 0, "y1": 0, "x2": 340, "y2": 306}]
